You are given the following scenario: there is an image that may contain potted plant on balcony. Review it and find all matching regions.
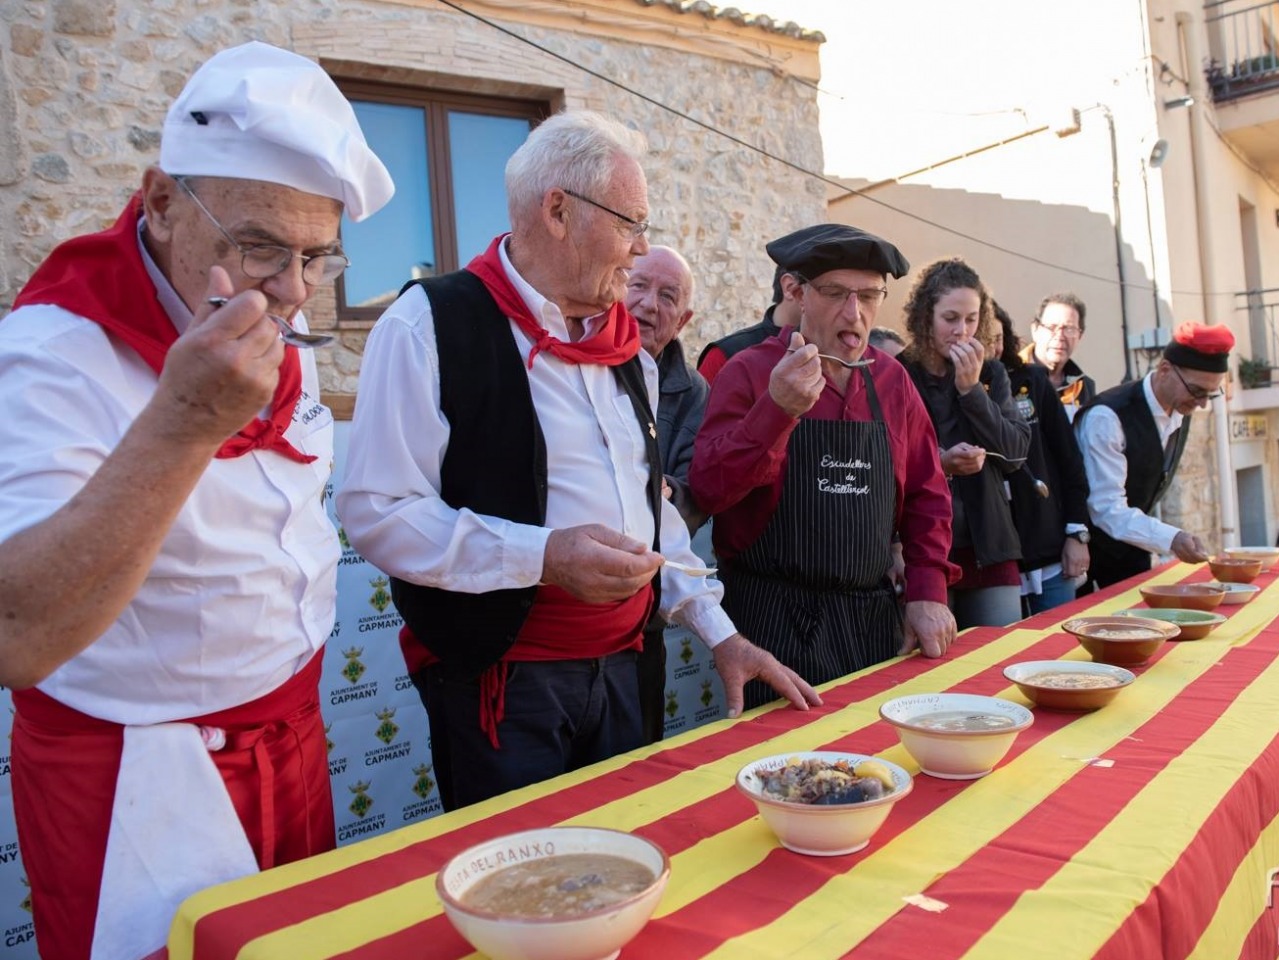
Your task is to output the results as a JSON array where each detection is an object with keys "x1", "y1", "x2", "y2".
[{"x1": 1238, "y1": 356, "x2": 1275, "y2": 389}]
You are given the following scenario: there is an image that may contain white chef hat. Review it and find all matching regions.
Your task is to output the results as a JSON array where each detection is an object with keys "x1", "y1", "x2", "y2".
[{"x1": 160, "y1": 41, "x2": 394, "y2": 222}]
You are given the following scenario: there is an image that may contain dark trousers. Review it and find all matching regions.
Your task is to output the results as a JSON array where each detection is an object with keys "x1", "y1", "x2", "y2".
[
  {"x1": 414, "y1": 652, "x2": 643, "y2": 811},
  {"x1": 637, "y1": 620, "x2": 667, "y2": 745}
]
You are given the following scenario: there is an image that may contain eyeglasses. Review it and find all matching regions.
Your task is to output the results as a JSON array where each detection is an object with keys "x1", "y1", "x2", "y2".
[
  {"x1": 799, "y1": 278, "x2": 889, "y2": 309},
  {"x1": 561, "y1": 187, "x2": 650, "y2": 239},
  {"x1": 1033, "y1": 320, "x2": 1082, "y2": 340},
  {"x1": 1171, "y1": 364, "x2": 1224, "y2": 401},
  {"x1": 175, "y1": 177, "x2": 350, "y2": 285}
]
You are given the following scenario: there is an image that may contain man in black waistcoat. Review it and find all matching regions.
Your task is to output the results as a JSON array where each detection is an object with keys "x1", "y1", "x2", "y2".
[
  {"x1": 1075, "y1": 321, "x2": 1235, "y2": 590},
  {"x1": 337, "y1": 110, "x2": 820, "y2": 810}
]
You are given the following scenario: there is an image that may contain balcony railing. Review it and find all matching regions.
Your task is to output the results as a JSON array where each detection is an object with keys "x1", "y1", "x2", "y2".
[
  {"x1": 1206, "y1": 0, "x2": 1279, "y2": 100},
  {"x1": 1234, "y1": 286, "x2": 1279, "y2": 386}
]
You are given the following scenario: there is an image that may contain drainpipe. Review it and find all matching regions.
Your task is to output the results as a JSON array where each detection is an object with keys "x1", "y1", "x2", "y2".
[
  {"x1": 1178, "y1": 9, "x2": 1239, "y2": 549},
  {"x1": 1101, "y1": 105, "x2": 1135, "y2": 382}
]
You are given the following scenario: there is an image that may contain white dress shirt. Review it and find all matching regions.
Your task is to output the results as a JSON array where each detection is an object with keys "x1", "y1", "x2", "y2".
[
  {"x1": 336, "y1": 238, "x2": 735, "y2": 648},
  {"x1": 0, "y1": 225, "x2": 337, "y2": 723},
  {"x1": 1076, "y1": 373, "x2": 1182, "y2": 555}
]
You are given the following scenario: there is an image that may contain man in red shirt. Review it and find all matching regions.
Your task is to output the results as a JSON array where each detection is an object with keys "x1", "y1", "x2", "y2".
[{"x1": 690, "y1": 224, "x2": 957, "y2": 707}]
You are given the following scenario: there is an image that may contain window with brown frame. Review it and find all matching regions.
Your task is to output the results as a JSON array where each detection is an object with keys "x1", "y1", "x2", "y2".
[{"x1": 334, "y1": 81, "x2": 549, "y2": 326}]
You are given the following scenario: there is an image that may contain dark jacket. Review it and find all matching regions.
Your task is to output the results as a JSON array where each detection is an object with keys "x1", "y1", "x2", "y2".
[
  {"x1": 904, "y1": 356, "x2": 1030, "y2": 569},
  {"x1": 697, "y1": 305, "x2": 781, "y2": 372},
  {"x1": 655, "y1": 337, "x2": 710, "y2": 532},
  {"x1": 1005, "y1": 361, "x2": 1090, "y2": 571},
  {"x1": 1020, "y1": 343, "x2": 1097, "y2": 414},
  {"x1": 1076, "y1": 378, "x2": 1189, "y2": 588}
]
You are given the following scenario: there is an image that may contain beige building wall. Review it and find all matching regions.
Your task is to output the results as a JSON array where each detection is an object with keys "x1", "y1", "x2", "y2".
[{"x1": 0, "y1": 0, "x2": 826, "y2": 402}]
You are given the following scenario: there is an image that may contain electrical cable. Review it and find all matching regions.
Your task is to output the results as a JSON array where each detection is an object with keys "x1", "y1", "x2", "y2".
[{"x1": 433, "y1": 0, "x2": 1250, "y2": 302}]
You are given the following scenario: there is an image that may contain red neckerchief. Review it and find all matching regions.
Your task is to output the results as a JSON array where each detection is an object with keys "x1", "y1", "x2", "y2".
[
  {"x1": 12, "y1": 193, "x2": 314, "y2": 463},
  {"x1": 465, "y1": 234, "x2": 640, "y2": 369}
]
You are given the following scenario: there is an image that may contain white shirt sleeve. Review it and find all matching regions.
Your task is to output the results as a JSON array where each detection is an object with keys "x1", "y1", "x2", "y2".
[
  {"x1": 1077, "y1": 405, "x2": 1179, "y2": 554},
  {"x1": 656, "y1": 496, "x2": 735, "y2": 648},
  {"x1": 334, "y1": 286, "x2": 552, "y2": 593}
]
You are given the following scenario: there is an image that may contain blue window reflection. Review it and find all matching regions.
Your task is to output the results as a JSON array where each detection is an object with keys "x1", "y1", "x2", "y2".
[
  {"x1": 448, "y1": 112, "x2": 533, "y2": 262},
  {"x1": 342, "y1": 102, "x2": 436, "y2": 309}
]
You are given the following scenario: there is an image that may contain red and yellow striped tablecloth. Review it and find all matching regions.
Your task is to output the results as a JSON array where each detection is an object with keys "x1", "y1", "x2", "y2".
[{"x1": 169, "y1": 562, "x2": 1279, "y2": 960}]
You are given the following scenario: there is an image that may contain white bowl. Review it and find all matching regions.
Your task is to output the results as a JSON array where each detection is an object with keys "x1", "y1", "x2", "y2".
[
  {"x1": 736, "y1": 751, "x2": 912, "y2": 857},
  {"x1": 1204, "y1": 581, "x2": 1261, "y2": 605},
  {"x1": 880, "y1": 693, "x2": 1034, "y2": 780},
  {"x1": 1223, "y1": 546, "x2": 1279, "y2": 571},
  {"x1": 436, "y1": 826, "x2": 669, "y2": 960}
]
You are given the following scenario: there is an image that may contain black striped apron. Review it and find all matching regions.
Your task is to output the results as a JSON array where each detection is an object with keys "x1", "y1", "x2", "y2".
[{"x1": 723, "y1": 367, "x2": 900, "y2": 709}]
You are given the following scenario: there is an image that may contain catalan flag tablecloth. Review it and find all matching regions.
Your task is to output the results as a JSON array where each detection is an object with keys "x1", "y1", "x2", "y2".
[{"x1": 169, "y1": 562, "x2": 1279, "y2": 960}]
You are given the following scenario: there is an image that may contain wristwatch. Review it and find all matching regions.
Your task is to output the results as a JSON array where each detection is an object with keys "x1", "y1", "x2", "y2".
[{"x1": 1066, "y1": 529, "x2": 1091, "y2": 544}]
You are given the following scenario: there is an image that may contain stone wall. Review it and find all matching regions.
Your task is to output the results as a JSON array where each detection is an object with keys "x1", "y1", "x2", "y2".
[{"x1": 0, "y1": 0, "x2": 826, "y2": 398}]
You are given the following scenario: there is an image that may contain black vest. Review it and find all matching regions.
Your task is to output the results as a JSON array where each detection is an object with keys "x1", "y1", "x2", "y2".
[
  {"x1": 1078, "y1": 378, "x2": 1189, "y2": 587},
  {"x1": 390, "y1": 271, "x2": 663, "y2": 679}
]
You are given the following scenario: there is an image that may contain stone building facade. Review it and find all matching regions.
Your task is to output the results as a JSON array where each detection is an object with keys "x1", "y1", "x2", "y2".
[{"x1": 0, "y1": 0, "x2": 826, "y2": 407}]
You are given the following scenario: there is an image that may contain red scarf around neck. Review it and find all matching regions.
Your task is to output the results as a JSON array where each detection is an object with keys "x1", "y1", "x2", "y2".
[
  {"x1": 465, "y1": 234, "x2": 640, "y2": 369},
  {"x1": 12, "y1": 193, "x2": 314, "y2": 463}
]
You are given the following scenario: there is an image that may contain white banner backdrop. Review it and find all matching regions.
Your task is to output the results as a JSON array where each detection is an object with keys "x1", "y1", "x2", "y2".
[{"x1": 0, "y1": 422, "x2": 726, "y2": 958}]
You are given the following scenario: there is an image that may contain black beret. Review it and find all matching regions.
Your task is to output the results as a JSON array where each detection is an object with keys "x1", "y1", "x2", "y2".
[{"x1": 765, "y1": 223, "x2": 910, "y2": 281}]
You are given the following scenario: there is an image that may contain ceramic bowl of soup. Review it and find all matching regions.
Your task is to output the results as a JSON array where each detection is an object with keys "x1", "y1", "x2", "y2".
[
  {"x1": 1003, "y1": 660, "x2": 1135, "y2": 711},
  {"x1": 735, "y1": 751, "x2": 913, "y2": 857},
  {"x1": 436, "y1": 826, "x2": 670, "y2": 960},
  {"x1": 879, "y1": 693, "x2": 1033, "y2": 780},
  {"x1": 1207, "y1": 555, "x2": 1263, "y2": 584},
  {"x1": 1062, "y1": 615, "x2": 1180, "y2": 665},
  {"x1": 1205, "y1": 581, "x2": 1261, "y2": 605},
  {"x1": 1137, "y1": 583, "x2": 1226, "y2": 611},
  {"x1": 1222, "y1": 546, "x2": 1279, "y2": 571},
  {"x1": 1115, "y1": 607, "x2": 1227, "y2": 641}
]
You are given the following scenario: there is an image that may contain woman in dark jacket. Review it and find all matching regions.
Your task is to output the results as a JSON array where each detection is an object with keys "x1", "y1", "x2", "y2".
[
  {"x1": 993, "y1": 304, "x2": 1091, "y2": 615},
  {"x1": 900, "y1": 259, "x2": 1030, "y2": 628}
]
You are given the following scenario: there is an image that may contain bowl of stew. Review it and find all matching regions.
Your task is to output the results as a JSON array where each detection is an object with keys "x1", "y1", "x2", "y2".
[
  {"x1": 1003, "y1": 659, "x2": 1135, "y2": 711},
  {"x1": 735, "y1": 751, "x2": 912, "y2": 856},
  {"x1": 1115, "y1": 607, "x2": 1226, "y2": 641},
  {"x1": 1207, "y1": 555, "x2": 1263, "y2": 584},
  {"x1": 1062, "y1": 615, "x2": 1180, "y2": 665},
  {"x1": 1138, "y1": 583, "x2": 1226, "y2": 611},
  {"x1": 436, "y1": 826, "x2": 669, "y2": 960},
  {"x1": 879, "y1": 693, "x2": 1033, "y2": 780},
  {"x1": 1222, "y1": 546, "x2": 1279, "y2": 571}
]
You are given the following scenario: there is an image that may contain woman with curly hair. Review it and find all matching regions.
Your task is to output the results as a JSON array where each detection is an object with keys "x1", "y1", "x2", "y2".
[{"x1": 899, "y1": 259, "x2": 1030, "y2": 628}]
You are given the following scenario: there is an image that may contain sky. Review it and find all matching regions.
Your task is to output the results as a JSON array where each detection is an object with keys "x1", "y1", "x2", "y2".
[{"x1": 747, "y1": 0, "x2": 1152, "y2": 182}]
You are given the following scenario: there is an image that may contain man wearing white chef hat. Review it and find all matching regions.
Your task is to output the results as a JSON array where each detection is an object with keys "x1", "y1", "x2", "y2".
[{"x1": 0, "y1": 41, "x2": 392, "y2": 960}]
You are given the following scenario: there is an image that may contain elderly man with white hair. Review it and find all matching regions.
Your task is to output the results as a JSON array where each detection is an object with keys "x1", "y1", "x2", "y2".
[
  {"x1": 338, "y1": 110, "x2": 820, "y2": 811},
  {"x1": 0, "y1": 42, "x2": 392, "y2": 960}
]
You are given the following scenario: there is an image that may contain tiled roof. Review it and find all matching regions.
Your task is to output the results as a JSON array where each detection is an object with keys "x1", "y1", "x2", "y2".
[{"x1": 630, "y1": 0, "x2": 824, "y2": 42}]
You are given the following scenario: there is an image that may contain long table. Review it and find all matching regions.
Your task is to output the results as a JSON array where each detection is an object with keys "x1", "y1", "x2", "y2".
[{"x1": 169, "y1": 562, "x2": 1279, "y2": 960}]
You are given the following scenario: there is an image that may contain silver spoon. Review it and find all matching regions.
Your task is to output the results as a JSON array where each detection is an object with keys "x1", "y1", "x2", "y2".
[
  {"x1": 204, "y1": 297, "x2": 334, "y2": 348},
  {"x1": 977, "y1": 450, "x2": 1050, "y2": 498},
  {"x1": 267, "y1": 313, "x2": 334, "y2": 349},
  {"x1": 786, "y1": 348, "x2": 875, "y2": 369}
]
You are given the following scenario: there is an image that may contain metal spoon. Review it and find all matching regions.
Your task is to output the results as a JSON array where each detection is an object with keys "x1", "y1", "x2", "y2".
[
  {"x1": 267, "y1": 313, "x2": 334, "y2": 349},
  {"x1": 786, "y1": 348, "x2": 875, "y2": 369},
  {"x1": 204, "y1": 297, "x2": 334, "y2": 348},
  {"x1": 980, "y1": 451, "x2": 1049, "y2": 498}
]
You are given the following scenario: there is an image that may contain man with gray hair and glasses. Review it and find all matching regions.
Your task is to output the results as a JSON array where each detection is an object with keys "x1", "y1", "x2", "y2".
[
  {"x1": 339, "y1": 110, "x2": 819, "y2": 810},
  {"x1": 1021, "y1": 291, "x2": 1097, "y2": 421},
  {"x1": 0, "y1": 41, "x2": 392, "y2": 960}
]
